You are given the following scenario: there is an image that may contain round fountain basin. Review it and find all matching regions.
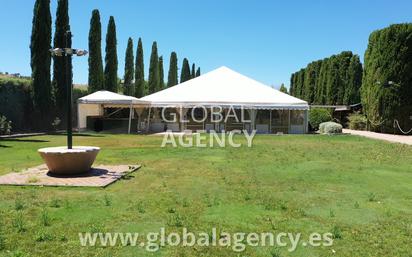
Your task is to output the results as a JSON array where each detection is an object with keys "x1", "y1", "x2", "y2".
[{"x1": 38, "y1": 146, "x2": 100, "y2": 175}]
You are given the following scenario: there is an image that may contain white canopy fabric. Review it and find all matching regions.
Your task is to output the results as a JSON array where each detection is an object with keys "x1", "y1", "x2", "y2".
[
  {"x1": 78, "y1": 90, "x2": 148, "y2": 105},
  {"x1": 141, "y1": 66, "x2": 308, "y2": 110}
]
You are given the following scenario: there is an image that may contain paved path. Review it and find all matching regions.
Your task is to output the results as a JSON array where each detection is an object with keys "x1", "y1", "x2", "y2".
[
  {"x1": 343, "y1": 129, "x2": 412, "y2": 145},
  {"x1": 0, "y1": 164, "x2": 141, "y2": 187}
]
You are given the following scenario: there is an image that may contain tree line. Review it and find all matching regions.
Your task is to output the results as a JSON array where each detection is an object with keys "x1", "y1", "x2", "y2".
[
  {"x1": 361, "y1": 23, "x2": 412, "y2": 132},
  {"x1": 88, "y1": 9, "x2": 201, "y2": 97},
  {"x1": 290, "y1": 23, "x2": 412, "y2": 133},
  {"x1": 289, "y1": 51, "x2": 363, "y2": 106},
  {"x1": 29, "y1": 0, "x2": 201, "y2": 128}
]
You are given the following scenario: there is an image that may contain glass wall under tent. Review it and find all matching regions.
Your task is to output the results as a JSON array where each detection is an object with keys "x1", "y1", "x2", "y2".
[{"x1": 140, "y1": 107, "x2": 308, "y2": 134}]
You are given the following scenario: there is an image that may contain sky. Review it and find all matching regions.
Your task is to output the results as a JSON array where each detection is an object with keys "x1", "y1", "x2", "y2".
[{"x1": 0, "y1": 0, "x2": 411, "y2": 89}]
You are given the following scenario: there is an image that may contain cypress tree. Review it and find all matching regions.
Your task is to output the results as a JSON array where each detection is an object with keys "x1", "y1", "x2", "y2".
[
  {"x1": 279, "y1": 83, "x2": 288, "y2": 94},
  {"x1": 104, "y1": 16, "x2": 118, "y2": 92},
  {"x1": 191, "y1": 63, "x2": 196, "y2": 78},
  {"x1": 167, "y1": 52, "x2": 178, "y2": 87},
  {"x1": 88, "y1": 9, "x2": 104, "y2": 93},
  {"x1": 123, "y1": 37, "x2": 134, "y2": 96},
  {"x1": 148, "y1": 41, "x2": 159, "y2": 94},
  {"x1": 52, "y1": 0, "x2": 71, "y2": 117},
  {"x1": 158, "y1": 56, "x2": 164, "y2": 91},
  {"x1": 344, "y1": 55, "x2": 362, "y2": 105},
  {"x1": 180, "y1": 58, "x2": 191, "y2": 83},
  {"x1": 30, "y1": 0, "x2": 52, "y2": 118},
  {"x1": 289, "y1": 73, "x2": 295, "y2": 96},
  {"x1": 361, "y1": 23, "x2": 412, "y2": 132},
  {"x1": 134, "y1": 38, "x2": 145, "y2": 97},
  {"x1": 196, "y1": 67, "x2": 201, "y2": 77}
]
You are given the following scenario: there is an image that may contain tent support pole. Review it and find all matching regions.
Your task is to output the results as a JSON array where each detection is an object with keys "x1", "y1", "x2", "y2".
[
  {"x1": 146, "y1": 107, "x2": 152, "y2": 133},
  {"x1": 269, "y1": 110, "x2": 272, "y2": 134},
  {"x1": 128, "y1": 103, "x2": 133, "y2": 134},
  {"x1": 288, "y1": 110, "x2": 291, "y2": 134}
]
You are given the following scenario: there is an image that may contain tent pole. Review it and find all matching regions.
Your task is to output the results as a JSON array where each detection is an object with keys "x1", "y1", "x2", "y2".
[
  {"x1": 128, "y1": 103, "x2": 132, "y2": 134},
  {"x1": 269, "y1": 110, "x2": 272, "y2": 134},
  {"x1": 146, "y1": 107, "x2": 152, "y2": 133},
  {"x1": 288, "y1": 110, "x2": 291, "y2": 134}
]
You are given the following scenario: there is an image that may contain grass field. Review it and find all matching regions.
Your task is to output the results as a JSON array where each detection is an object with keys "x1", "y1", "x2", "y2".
[{"x1": 0, "y1": 134, "x2": 411, "y2": 257}]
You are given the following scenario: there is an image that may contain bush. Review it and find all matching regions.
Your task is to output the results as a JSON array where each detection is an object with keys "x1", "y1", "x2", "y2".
[
  {"x1": 0, "y1": 115, "x2": 12, "y2": 135},
  {"x1": 309, "y1": 108, "x2": 332, "y2": 130},
  {"x1": 0, "y1": 77, "x2": 32, "y2": 131},
  {"x1": 347, "y1": 112, "x2": 367, "y2": 130},
  {"x1": 319, "y1": 122, "x2": 343, "y2": 134}
]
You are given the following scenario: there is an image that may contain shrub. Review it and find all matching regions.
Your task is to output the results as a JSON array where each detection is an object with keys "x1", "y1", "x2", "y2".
[
  {"x1": 0, "y1": 78, "x2": 32, "y2": 131},
  {"x1": 347, "y1": 111, "x2": 367, "y2": 130},
  {"x1": 0, "y1": 115, "x2": 12, "y2": 135},
  {"x1": 309, "y1": 108, "x2": 332, "y2": 130},
  {"x1": 319, "y1": 122, "x2": 343, "y2": 134}
]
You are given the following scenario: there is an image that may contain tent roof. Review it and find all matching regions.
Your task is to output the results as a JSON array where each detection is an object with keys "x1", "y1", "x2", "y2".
[
  {"x1": 78, "y1": 90, "x2": 148, "y2": 105},
  {"x1": 141, "y1": 66, "x2": 308, "y2": 109}
]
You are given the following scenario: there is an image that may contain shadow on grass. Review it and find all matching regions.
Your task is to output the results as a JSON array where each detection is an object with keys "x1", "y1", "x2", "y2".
[
  {"x1": 0, "y1": 138, "x2": 49, "y2": 143},
  {"x1": 0, "y1": 144, "x2": 11, "y2": 148},
  {"x1": 51, "y1": 133, "x2": 104, "y2": 138}
]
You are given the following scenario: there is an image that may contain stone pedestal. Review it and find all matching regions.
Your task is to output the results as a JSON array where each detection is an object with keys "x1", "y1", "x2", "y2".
[{"x1": 38, "y1": 146, "x2": 100, "y2": 175}]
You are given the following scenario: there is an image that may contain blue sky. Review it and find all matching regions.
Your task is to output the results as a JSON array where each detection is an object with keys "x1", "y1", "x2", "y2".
[{"x1": 0, "y1": 0, "x2": 411, "y2": 88}]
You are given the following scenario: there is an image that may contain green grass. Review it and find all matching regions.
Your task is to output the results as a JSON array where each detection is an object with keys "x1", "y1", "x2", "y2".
[{"x1": 0, "y1": 133, "x2": 411, "y2": 256}]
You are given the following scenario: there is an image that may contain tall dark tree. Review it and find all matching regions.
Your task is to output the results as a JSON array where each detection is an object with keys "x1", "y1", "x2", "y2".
[
  {"x1": 279, "y1": 83, "x2": 288, "y2": 94},
  {"x1": 191, "y1": 63, "x2": 196, "y2": 78},
  {"x1": 361, "y1": 23, "x2": 412, "y2": 132},
  {"x1": 134, "y1": 38, "x2": 144, "y2": 97},
  {"x1": 167, "y1": 51, "x2": 178, "y2": 87},
  {"x1": 196, "y1": 67, "x2": 201, "y2": 77},
  {"x1": 123, "y1": 37, "x2": 134, "y2": 96},
  {"x1": 30, "y1": 0, "x2": 52, "y2": 118},
  {"x1": 180, "y1": 58, "x2": 191, "y2": 83},
  {"x1": 290, "y1": 51, "x2": 364, "y2": 106},
  {"x1": 148, "y1": 41, "x2": 159, "y2": 94},
  {"x1": 104, "y1": 16, "x2": 118, "y2": 92},
  {"x1": 344, "y1": 55, "x2": 362, "y2": 105},
  {"x1": 158, "y1": 56, "x2": 164, "y2": 90},
  {"x1": 52, "y1": 0, "x2": 71, "y2": 117},
  {"x1": 88, "y1": 9, "x2": 104, "y2": 93}
]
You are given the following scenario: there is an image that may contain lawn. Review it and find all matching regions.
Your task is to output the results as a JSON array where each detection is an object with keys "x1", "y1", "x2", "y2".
[{"x1": 0, "y1": 134, "x2": 411, "y2": 257}]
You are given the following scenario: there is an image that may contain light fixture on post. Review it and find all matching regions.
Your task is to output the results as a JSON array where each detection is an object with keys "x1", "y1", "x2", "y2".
[{"x1": 38, "y1": 31, "x2": 100, "y2": 175}]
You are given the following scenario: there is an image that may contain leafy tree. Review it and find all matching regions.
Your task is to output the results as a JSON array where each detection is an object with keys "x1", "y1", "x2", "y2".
[
  {"x1": 88, "y1": 9, "x2": 104, "y2": 93},
  {"x1": 134, "y1": 38, "x2": 144, "y2": 97},
  {"x1": 191, "y1": 63, "x2": 196, "y2": 78},
  {"x1": 52, "y1": 0, "x2": 71, "y2": 116},
  {"x1": 158, "y1": 56, "x2": 164, "y2": 90},
  {"x1": 180, "y1": 58, "x2": 191, "y2": 83},
  {"x1": 30, "y1": 0, "x2": 52, "y2": 118},
  {"x1": 344, "y1": 55, "x2": 362, "y2": 105},
  {"x1": 279, "y1": 83, "x2": 288, "y2": 94},
  {"x1": 361, "y1": 23, "x2": 412, "y2": 132},
  {"x1": 291, "y1": 51, "x2": 363, "y2": 105},
  {"x1": 123, "y1": 37, "x2": 134, "y2": 96},
  {"x1": 148, "y1": 41, "x2": 159, "y2": 94},
  {"x1": 104, "y1": 16, "x2": 118, "y2": 92},
  {"x1": 289, "y1": 73, "x2": 295, "y2": 96},
  {"x1": 196, "y1": 67, "x2": 201, "y2": 77},
  {"x1": 167, "y1": 52, "x2": 178, "y2": 87}
]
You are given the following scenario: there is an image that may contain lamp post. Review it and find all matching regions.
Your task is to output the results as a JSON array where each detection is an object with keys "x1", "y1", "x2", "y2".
[{"x1": 50, "y1": 31, "x2": 88, "y2": 149}]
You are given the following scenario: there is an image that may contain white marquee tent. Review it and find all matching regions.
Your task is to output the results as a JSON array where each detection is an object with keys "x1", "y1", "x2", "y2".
[
  {"x1": 77, "y1": 90, "x2": 148, "y2": 133},
  {"x1": 77, "y1": 67, "x2": 309, "y2": 134},
  {"x1": 141, "y1": 66, "x2": 308, "y2": 109}
]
